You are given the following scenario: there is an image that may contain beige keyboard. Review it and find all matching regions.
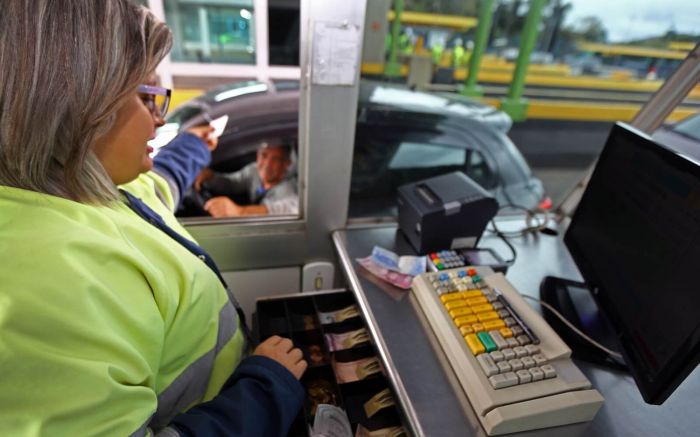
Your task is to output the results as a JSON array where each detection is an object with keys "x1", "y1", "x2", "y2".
[{"x1": 411, "y1": 267, "x2": 604, "y2": 435}]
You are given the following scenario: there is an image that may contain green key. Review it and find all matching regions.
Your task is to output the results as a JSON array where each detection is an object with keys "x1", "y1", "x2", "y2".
[{"x1": 477, "y1": 331, "x2": 497, "y2": 353}]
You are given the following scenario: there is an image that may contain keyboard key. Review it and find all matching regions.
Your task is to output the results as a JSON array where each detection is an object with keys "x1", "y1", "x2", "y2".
[
  {"x1": 489, "y1": 350, "x2": 505, "y2": 362},
  {"x1": 489, "y1": 372, "x2": 519, "y2": 389},
  {"x1": 516, "y1": 334, "x2": 532, "y2": 345},
  {"x1": 529, "y1": 367, "x2": 544, "y2": 381},
  {"x1": 471, "y1": 303, "x2": 494, "y2": 314},
  {"x1": 516, "y1": 369, "x2": 532, "y2": 384},
  {"x1": 483, "y1": 292, "x2": 497, "y2": 303},
  {"x1": 477, "y1": 311, "x2": 500, "y2": 322},
  {"x1": 508, "y1": 359, "x2": 524, "y2": 371},
  {"x1": 471, "y1": 323, "x2": 485, "y2": 333},
  {"x1": 506, "y1": 338, "x2": 520, "y2": 348},
  {"x1": 466, "y1": 296, "x2": 488, "y2": 306},
  {"x1": 499, "y1": 327, "x2": 513, "y2": 338},
  {"x1": 492, "y1": 301, "x2": 504, "y2": 310},
  {"x1": 524, "y1": 345, "x2": 540, "y2": 355},
  {"x1": 521, "y1": 356, "x2": 536, "y2": 369},
  {"x1": 444, "y1": 300, "x2": 468, "y2": 311},
  {"x1": 465, "y1": 334, "x2": 485, "y2": 355},
  {"x1": 541, "y1": 364, "x2": 557, "y2": 379},
  {"x1": 488, "y1": 330, "x2": 508, "y2": 350},
  {"x1": 454, "y1": 315, "x2": 478, "y2": 327},
  {"x1": 532, "y1": 354, "x2": 548, "y2": 366},
  {"x1": 497, "y1": 309, "x2": 510, "y2": 318},
  {"x1": 459, "y1": 325, "x2": 474, "y2": 336},
  {"x1": 449, "y1": 307, "x2": 473, "y2": 318},
  {"x1": 511, "y1": 326, "x2": 524, "y2": 336},
  {"x1": 483, "y1": 320, "x2": 506, "y2": 331},
  {"x1": 477, "y1": 332, "x2": 497, "y2": 353},
  {"x1": 461, "y1": 290, "x2": 483, "y2": 299},
  {"x1": 513, "y1": 346, "x2": 528, "y2": 358},
  {"x1": 504, "y1": 317, "x2": 517, "y2": 327},
  {"x1": 497, "y1": 361, "x2": 512, "y2": 373},
  {"x1": 440, "y1": 292, "x2": 463, "y2": 303},
  {"x1": 477, "y1": 354, "x2": 499, "y2": 377},
  {"x1": 501, "y1": 348, "x2": 516, "y2": 360}
]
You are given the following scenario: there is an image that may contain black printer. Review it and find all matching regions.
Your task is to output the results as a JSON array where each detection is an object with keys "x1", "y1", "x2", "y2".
[{"x1": 397, "y1": 171, "x2": 498, "y2": 254}]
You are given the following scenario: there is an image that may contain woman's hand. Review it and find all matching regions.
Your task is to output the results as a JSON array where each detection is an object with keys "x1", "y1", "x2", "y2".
[
  {"x1": 186, "y1": 125, "x2": 218, "y2": 151},
  {"x1": 253, "y1": 336, "x2": 307, "y2": 380}
]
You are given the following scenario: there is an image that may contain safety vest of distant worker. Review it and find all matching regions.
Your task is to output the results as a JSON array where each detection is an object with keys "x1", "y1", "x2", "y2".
[
  {"x1": 0, "y1": 169, "x2": 251, "y2": 435},
  {"x1": 432, "y1": 43, "x2": 445, "y2": 65},
  {"x1": 452, "y1": 44, "x2": 466, "y2": 68}
]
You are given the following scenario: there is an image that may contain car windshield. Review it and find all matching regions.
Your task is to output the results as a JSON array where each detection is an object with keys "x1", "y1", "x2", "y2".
[{"x1": 672, "y1": 114, "x2": 700, "y2": 141}]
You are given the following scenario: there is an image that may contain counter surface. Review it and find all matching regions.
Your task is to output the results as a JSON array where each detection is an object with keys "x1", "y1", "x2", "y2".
[{"x1": 332, "y1": 220, "x2": 699, "y2": 437}]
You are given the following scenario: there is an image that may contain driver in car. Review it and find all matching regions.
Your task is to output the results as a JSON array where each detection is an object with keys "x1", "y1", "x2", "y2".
[{"x1": 195, "y1": 142, "x2": 298, "y2": 217}]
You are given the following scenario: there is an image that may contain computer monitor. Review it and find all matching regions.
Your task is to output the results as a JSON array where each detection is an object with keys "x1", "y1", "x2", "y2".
[{"x1": 561, "y1": 122, "x2": 700, "y2": 404}]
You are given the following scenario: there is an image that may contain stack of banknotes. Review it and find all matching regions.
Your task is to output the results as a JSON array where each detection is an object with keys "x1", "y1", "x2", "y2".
[{"x1": 356, "y1": 246, "x2": 426, "y2": 289}]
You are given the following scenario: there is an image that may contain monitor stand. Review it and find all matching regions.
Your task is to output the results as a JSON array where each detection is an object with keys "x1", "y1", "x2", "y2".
[{"x1": 540, "y1": 276, "x2": 628, "y2": 372}]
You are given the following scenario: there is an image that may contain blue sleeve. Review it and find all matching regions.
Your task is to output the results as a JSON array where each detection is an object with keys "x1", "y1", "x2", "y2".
[
  {"x1": 152, "y1": 132, "x2": 211, "y2": 208},
  {"x1": 168, "y1": 355, "x2": 305, "y2": 437}
]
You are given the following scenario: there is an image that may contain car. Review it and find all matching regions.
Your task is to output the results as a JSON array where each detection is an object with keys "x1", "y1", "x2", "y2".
[
  {"x1": 652, "y1": 112, "x2": 700, "y2": 161},
  {"x1": 155, "y1": 79, "x2": 549, "y2": 217}
]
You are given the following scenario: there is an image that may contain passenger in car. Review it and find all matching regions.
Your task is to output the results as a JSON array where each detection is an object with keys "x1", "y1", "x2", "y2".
[
  {"x1": 0, "y1": 1, "x2": 305, "y2": 436},
  {"x1": 196, "y1": 142, "x2": 298, "y2": 217}
]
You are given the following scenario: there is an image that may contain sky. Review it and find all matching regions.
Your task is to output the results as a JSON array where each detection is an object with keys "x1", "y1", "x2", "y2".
[{"x1": 562, "y1": 0, "x2": 700, "y2": 42}]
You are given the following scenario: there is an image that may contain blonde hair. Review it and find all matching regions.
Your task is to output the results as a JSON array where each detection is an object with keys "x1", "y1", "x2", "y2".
[{"x1": 0, "y1": 0, "x2": 172, "y2": 203}]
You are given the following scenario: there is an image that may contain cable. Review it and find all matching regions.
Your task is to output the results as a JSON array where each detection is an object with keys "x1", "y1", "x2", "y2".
[
  {"x1": 521, "y1": 294, "x2": 624, "y2": 360},
  {"x1": 486, "y1": 204, "x2": 551, "y2": 238}
]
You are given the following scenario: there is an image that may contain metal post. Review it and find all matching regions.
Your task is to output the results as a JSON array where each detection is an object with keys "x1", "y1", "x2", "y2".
[
  {"x1": 461, "y1": 0, "x2": 495, "y2": 97},
  {"x1": 500, "y1": 0, "x2": 546, "y2": 121},
  {"x1": 384, "y1": 0, "x2": 403, "y2": 77}
]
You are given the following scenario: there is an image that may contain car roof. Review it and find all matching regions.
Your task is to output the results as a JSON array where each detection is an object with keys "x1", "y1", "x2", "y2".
[{"x1": 358, "y1": 80, "x2": 512, "y2": 132}]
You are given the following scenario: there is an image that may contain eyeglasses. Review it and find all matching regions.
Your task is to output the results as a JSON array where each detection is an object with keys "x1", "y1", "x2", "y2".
[{"x1": 137, "y1": 84, "x2": 171, "y2": 118}]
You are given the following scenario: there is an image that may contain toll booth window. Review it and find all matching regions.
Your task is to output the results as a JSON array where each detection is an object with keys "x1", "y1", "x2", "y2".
[{"x1": 164, "y1": 1, "x2": 255, "y2": 64}]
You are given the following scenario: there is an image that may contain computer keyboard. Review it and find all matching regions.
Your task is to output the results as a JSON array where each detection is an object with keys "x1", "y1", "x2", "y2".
[{"x1": 411, "y1": 267, "x2": 604, "y2": 435}]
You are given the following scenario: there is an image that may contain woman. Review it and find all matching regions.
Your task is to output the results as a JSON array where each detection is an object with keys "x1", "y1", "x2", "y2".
[{"x1": 0, "y1": 1, "x2": 306, "y2": 436}]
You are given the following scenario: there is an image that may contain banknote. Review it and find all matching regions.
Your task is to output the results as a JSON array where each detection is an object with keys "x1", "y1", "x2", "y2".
[
  {"x1": 370, "y1": 246, "x2": 426, "y2": 276},
  {"x1": 356, "y1": 256, "x2": 413, "y2": 289},
  {"x1": 317, "y1": 304, "x2": 360, "y2": 324},
  {"x1": 325, "y1": 328, "x2": 369, "y2": 352}
]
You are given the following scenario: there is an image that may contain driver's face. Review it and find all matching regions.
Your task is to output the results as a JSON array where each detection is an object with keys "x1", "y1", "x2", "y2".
[{"x1": 256, "y1": 146, "x2": 290, "y2": 185}]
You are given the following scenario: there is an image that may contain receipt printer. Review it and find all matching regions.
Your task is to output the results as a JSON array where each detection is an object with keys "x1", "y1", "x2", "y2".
[{"x1": 397, "y1": 171, "x2": 498, "y2": 254}]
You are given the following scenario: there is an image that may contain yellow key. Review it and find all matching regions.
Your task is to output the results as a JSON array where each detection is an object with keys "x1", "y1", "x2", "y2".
[
  {"x1": 459, "y1": 325, "x2": 474, "y2": 336},
  {"x1": 461, "y1": 290, "x2": 483, "y2": 299},
  {"x1": 471, "y1": 323, "x2": 485, "y2": 333},
  {"x1": 449, "y1": 307, "x2": 473, "y2": 318},
  {"x1": 444, "y1": 300, "x2": 468, "y2": 311},
  {"x1": 454, "y1": 315, "x2": 478, "y2": 327},
  {"x1": 440, "y1": 292, "x2": 463, "y2": 303},
  {"x1": 500, "y1": 327, "x2": 513, "y2": 338},
  {"x1": 476, "y1": 311, "x2": 500, "y2": 322},
  {"x1": 483, "y1": 319, "x2": 506, "y2": 330},
  {"x1": 465, "y1": 334, "x2": 485, "y2": 355},
  {"x1": 471, "y1": 303, "x2": 494, "y2": 314},
  {"x1": 466, "y1": 296, "x2": 488, "y2": 306}
]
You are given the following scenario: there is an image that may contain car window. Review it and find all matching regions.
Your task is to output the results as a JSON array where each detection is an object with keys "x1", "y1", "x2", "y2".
[
  {"x1": 672, "y1": 114, "x2": 700, "y2": 141},
  {"x1": 388, "y1": 142, "x2": 466, "y2": 169},
  {"x1": 466, "y1": 150, "x2": 496, "y2": 189}
]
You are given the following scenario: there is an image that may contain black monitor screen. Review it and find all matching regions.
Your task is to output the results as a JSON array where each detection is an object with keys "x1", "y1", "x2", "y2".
[{"x1": 565, "y1": 123, "x2": 700, "y2": 404}]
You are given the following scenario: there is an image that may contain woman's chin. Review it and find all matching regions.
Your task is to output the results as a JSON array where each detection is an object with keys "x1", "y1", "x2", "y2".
[{"x1": 140, "y1": 156, "x2": 154, "y2": 174}]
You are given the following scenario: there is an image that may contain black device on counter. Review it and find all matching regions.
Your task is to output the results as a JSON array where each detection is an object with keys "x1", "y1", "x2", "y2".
[
  {"x1": 397, "y1": 171, "x2": 498, "y2": 255},
  {"x1": 542, "y1": 122, "x2": 700, "y2": 405}
]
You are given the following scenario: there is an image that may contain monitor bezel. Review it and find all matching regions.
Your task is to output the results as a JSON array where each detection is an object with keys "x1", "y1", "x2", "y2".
[{"x1": 564, "y1": 122, "x2": 700, "y2": 404}]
